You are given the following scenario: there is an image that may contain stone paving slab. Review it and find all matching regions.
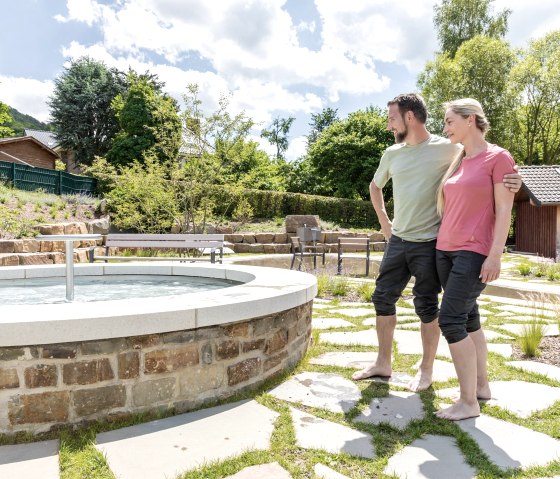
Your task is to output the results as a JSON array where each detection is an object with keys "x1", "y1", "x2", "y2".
[
  {"x1": 0, "y1": 440, "x2": 59, "y2": 479},
  {"x1": 393, "y1": 330, "x2": 452, "y2": 358},
  {"x1": 494, "y1": 305, "x2": 557, "y2": 317},
  {"x1": 96, "y1": 400, "x2": 278, "y2": 479},
  {"x1": 354, "y1": 391, "x2": 424, "y2": 430},
  {"x1": 313, "y1": 303, "x2": 331, "y2": 310},
  {"x1": 369, "y1": 371, "x2": 416, "y2": 388},
  {"x1": 397, "y1": 322, "x2": 420, "y2": 330},
  {"x1": 437, "y1": 380, "x2": 560, "y2": 418},
  {"x1": 481, "y1": 294, "x2": 557, "y2": 308},
  {"x1": 499, "y1": 323, "x2": 559, "y2": 336},
  {"x1": 310, "y1": 351, "x2": 378, "y2": 369},
  {"x1": 314, "y1": 463, "x2": 351, "y2": 478},
  {"x1": 506, "y1": 361, "x2": 560, "y2": 381},
  {"x1": 487, "y1": 343, "x2": 513, "y2": 357},
  {"x1": 483, "y1": 329, "x2": 512, "y2": 340},
  {"x1": 413, "y1": 359, "x2": 457, "y2": 382},
  {"x1": 384, "y1": 434, "x2": 476, "y2": 479},
  {"x1": 500, "y1": 315, "x2": 553, "y2": 322},
  {"x1": 312, "y1": 317, "x2": 355, "y2": 329},
  {"x1": 477, "y1": 307, "x2": 494, "y2": 316},
  {"x1": 224, "y1": 462, "x2": 292, "y2": 478},
  {"x1": 319, "y1": 329, "x2": 378, "y2": 347},
  {"x1": 314, "y1": 298, "x2": 331, "y2": 303},
  {"x1": 269, "y1": 372, "x2": 361, "y2": 413},
  {"x1": 289, "y1": 407, "x2": 375, "y2": 458},
  {"x1": 363, "y1": 314, "x2": 418, "y2": 325},
  {"x1": 457, "y1": 414, "x2": 560, "y2": 470},
  {"x1": 328, "y1": 308, "x2": 375, "y2": 317},
  {"x1": 338, "y1": 301, "x2": 373, "y2": 307}
]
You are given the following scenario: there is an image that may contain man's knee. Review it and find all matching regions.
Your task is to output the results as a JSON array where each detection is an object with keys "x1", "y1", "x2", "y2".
[{"x1": 372, "y1": 294, "x2": 396, "y2": 317}]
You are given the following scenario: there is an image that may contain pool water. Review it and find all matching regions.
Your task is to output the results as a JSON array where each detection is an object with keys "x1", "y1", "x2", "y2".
[{"x1": 1, "y1": 275, "x2": 241, "y2": 305}]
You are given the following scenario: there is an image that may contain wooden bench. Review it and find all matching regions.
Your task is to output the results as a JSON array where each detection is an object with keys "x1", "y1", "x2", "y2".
[
  {"x1": 89, "y1": 234, "x2": 224, "y2": 263},
  {"x1": 337, "y1": 237, "x2": 372, "y2": 276}
]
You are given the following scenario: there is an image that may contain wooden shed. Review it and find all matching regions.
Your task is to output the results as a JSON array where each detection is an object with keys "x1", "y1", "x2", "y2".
[
  {"x1": 515, "y1": 165, "x2": 560, "y2": 260},
  {"x1": 0, "y1": 136, "x2": 58, "y2": 170}
]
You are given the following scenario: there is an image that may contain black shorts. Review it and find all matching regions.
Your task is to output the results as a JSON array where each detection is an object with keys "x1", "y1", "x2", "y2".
[
  {"x1": 436, "y1": 249, "x2": 487, "y2": 344},
  {"x1": 372, "y1": 235, "x2": 441, "y2": 323}
]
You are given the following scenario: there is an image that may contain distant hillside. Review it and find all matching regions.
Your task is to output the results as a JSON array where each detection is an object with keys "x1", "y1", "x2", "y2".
[{"x1": 7, "y1": 107, "x2": 54, "y2": 136}]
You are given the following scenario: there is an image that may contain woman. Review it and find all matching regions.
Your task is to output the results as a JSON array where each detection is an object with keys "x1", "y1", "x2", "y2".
[{"x1": 435, "y1": 98, "x2": 516, "y2": 421}]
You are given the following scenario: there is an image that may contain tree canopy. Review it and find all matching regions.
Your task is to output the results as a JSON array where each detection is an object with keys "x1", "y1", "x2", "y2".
[
  {"x1": 106, "y1": 73, "x2": 182, "y2": 166},
  {"x1": 434, "y1": 0, "x2": 510, "y2": 57},
  {"x1": 260, "y1": 116, "x2": 295, "y2": 161},
  {"x1": 0, "y1": 102, "x2": 15, "y2": 138},
  {"x1": 48, "y1": 57, "x2": 127, "y2": 166},
  {"x1": 307, "y1": 109, "x2": 393, "y2": 200}
]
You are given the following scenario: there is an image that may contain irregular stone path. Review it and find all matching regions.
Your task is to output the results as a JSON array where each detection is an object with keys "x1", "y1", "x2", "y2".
[{"x1": 2, "y1": 295, "x2": 560, "y2": 479}]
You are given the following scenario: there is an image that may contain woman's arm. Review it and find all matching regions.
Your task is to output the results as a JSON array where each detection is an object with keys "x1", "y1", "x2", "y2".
[{"x1": 479, "y1": 184, "x2": 515, "y2": 283}]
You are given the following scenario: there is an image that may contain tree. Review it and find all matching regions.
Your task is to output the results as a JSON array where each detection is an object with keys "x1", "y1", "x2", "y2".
[
  {"x1": 307, "y1": 107, "x2": 339, "y2": 146},
  {"x1": 434, "y1": 0, "x2": 510, "y2": 57},
  {"x1": 307, "y1": 109, "x2": 393, "y2": 200},
  {"x1": 418, "y1": 35, "x2": 518, "y2": 148},
  {"x1": 0, "y1": 101, "x2": 15, "y2": 138},
  {"x1": 260, "y1": 116, "x2": 295, "y2": 161},
  {"x1": 107, "y1": 73, "x2": 182, "y2": 166},
  {"x1": 509, "y1": 31, "x2": 560, "y2": 165},
  {"x1": 49, "y1": 57, "x2": 127, "y2": 166}
]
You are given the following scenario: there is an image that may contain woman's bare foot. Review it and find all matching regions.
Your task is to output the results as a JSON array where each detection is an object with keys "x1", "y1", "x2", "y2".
[
  {"x1": 435, "y1": 400, "x2": 480, "y2": 421},
  {"x1": 408, "y1": 368, "x2": 433, "y2": 391},
  {"x1": 476, "y1": 383, "x2": 491, "y2": 401},
  {"x1": 352, "y1": 363, "x2": 392, "y2": 381}
]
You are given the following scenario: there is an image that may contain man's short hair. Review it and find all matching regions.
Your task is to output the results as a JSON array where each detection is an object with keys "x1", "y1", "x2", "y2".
[{"x1": 387, "y1": 93, "x2": 428, "y2": 124}]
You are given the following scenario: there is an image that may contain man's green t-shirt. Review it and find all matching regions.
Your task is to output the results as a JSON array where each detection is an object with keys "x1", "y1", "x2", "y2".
[{"x1": 373, "y1": 135, "x2": 461, "y2": 242}]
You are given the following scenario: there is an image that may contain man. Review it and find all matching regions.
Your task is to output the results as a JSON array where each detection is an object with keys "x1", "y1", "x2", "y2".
[{"x1": 352, "y1": 93, "x2": 521, "y2": 391}]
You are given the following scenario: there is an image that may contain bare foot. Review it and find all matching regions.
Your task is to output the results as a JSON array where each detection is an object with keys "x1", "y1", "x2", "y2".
[
  {"x1": 435, "y1": 401, "x2": 480, "y2": 421},
  {"x1": 352, "y1": 363, "x2": 392, "y2": 381},
  {"x1": 450, "y1": 384, "x2": 492, "y2": 401},
  {"x1": 408, "y1": 369, "x2": 433, "y2": 392},
  {"x1": 476, "y1": 383, "x2": 491, "y2": 401}
]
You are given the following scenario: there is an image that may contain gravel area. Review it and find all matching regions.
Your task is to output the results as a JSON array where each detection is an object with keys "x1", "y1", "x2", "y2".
[{"x1": 512, "y1": 336, "x2": 560, "y2": 367}]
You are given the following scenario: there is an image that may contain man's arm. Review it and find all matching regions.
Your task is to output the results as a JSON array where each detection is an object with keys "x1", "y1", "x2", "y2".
[
  {"x1": 503, "y1": 165, "x2": 522, "y2": 193},
  {"x1": 370, "y1": 180, "x2": 392, "y2": 240}
]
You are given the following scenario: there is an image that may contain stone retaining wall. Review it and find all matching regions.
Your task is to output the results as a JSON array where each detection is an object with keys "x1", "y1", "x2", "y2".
[
  {"x1": 0, "y1": 220, "x2": 385, "y2": 265},
  {"x1": 0, "y1": 301, "x2": 312, "y2": 435}
]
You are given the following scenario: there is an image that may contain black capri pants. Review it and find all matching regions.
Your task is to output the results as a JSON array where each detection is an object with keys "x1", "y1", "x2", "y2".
[
  {"x1": 372, "y1": 235, "x2": 441, "y2": 323},
  {"x1": 436, "y1": 249, "x2": 487, "y2": 344}
]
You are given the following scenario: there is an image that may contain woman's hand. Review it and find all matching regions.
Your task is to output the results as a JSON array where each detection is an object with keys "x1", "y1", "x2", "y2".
[{"x1": 480, "y1": 255, "x2": 501, "y2": 283}]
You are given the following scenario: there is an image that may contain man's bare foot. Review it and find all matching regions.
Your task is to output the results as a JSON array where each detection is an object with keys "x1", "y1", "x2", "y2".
[
  {"x1": 408, "y1": 369, "x2": 433, "y2": 392},
  {"x1": 352, "y1": 363, "x2": 392, "y2": 381},
  {"x1": 435, "y1": 401, "x2": 480, "y2": 421}
]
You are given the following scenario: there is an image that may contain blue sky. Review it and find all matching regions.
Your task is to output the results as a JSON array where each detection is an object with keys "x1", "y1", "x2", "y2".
[{"x1": 1, "y1": 0, "x2": 558, "y2": 160}]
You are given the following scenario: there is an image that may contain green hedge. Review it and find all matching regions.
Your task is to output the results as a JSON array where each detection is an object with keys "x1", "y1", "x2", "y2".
[{"x1": 213, "y1": 187, "x2": 389, "y2": 229}]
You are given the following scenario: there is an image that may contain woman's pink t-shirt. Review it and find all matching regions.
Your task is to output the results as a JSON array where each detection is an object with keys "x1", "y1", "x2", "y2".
[{"x1": 436, "y1": 144, "x2": 516, "y2": 256}]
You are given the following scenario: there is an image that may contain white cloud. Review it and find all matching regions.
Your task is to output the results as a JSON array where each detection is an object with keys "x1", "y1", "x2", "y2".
[
  {"x1": 0, "y1": 76, "x2": 54, "y2": 123},
  {"x1": 286, "y1": 135, "x2": 307, "y2": 162},
  {"x1": 54, "y1": 0, "x2": 104, "y2": 26}
]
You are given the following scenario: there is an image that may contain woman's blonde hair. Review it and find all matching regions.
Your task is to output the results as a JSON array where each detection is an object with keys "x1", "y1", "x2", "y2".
[{"x1": 436, "y1": 98, "x2": 490, "y2": 216}]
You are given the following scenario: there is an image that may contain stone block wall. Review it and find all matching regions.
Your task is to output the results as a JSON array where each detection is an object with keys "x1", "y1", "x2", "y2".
[{"x1": 0, "y1": 302, "x2": 312, "y2": 435}]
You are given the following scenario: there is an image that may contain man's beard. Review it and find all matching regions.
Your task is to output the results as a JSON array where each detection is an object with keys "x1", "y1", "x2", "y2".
[{"x1": 395, "y1": 126, "x2": 408, "y2": 143}]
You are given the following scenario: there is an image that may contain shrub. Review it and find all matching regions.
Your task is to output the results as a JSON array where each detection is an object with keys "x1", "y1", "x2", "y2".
[
  {"x1": 517, "y1": 262, "x2": 532, "y2": 276},
  {"x1": 330, "y1": 276, "x2": 350, "y2": 296},
  {"x1": 518, "y1": 323, "x2": 547, "y2": 357},
  {"x1": 356, "y1": 282, "x2": 376, "y2": 303}
]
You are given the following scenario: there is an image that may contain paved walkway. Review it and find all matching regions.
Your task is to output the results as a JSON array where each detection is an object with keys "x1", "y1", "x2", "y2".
[{"x1": 1, "y1": 278, "x2": 560, "y2": 478}]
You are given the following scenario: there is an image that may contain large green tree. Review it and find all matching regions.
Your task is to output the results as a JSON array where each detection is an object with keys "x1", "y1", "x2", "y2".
[
  {"x1": 106, "y1": 73, "x2": 182, "y2": 167},
  {"x1": 509, "y1": 31, "x2": 560, "y2": 165},
  {"x1": 418, "y1": 35, "x2": 518, "y2": 148},
  {"x1": 306, "y1": 109, "x2": 393, "y2": 200},
  {"x1": 0, "y1": 101, "x2": 15, "y2": 138},
  {"x1": 434, "y1": 0, "x2": 510, "y2": 57},
  {"x1": 48, "y1": 57, "x2": 127, "y2": 166}
]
